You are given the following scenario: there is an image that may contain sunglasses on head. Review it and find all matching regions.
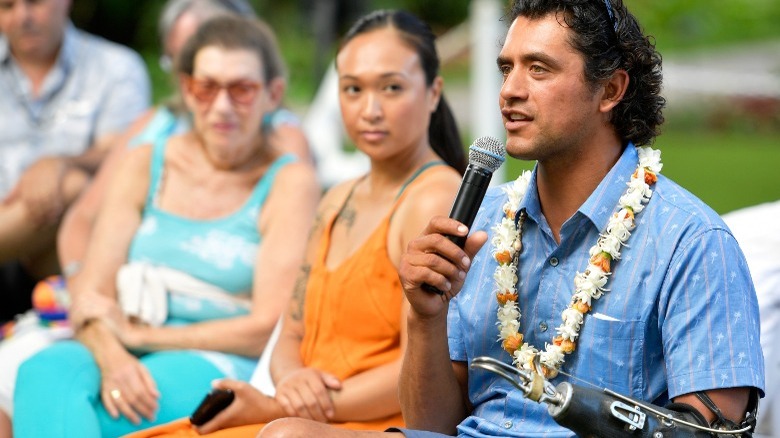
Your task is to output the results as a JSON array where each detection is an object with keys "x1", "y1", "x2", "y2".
[{"x1": 184, "y1": 76, "x2": 263, "y2": 106}]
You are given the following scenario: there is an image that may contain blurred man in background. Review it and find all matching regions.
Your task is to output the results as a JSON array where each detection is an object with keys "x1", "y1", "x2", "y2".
[{"x1": 0, "y1": 0, "x2": 150, "y2": 322}]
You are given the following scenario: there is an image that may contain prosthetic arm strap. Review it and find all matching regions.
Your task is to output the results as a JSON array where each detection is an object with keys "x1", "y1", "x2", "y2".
[{"x1": 694, "y1": 389, "x2": 758, "y2": 434}]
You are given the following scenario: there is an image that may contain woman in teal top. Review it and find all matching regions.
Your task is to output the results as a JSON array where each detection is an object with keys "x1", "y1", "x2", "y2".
[
  {"x1": 57, "y1": 0, "x2": 312, "y2": 274},
  {"x1": 13, "y1": 16, "x2": 319, "y2": 437}
]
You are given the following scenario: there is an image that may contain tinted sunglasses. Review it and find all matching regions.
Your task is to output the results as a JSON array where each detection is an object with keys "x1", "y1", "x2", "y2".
[{"x1": 184, "y1": 76, "x2": 263, "y2": 106}]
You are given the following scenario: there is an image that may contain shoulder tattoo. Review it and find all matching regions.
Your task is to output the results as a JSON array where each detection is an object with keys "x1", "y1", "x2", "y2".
[{"x1": 337, "y1": 198, "x2": 357, "y2": 232}]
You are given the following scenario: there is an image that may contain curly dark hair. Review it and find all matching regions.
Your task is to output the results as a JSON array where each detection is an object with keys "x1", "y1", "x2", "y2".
[{"x1": 508, "y1": 0, "x2": 665, "y2": 146}]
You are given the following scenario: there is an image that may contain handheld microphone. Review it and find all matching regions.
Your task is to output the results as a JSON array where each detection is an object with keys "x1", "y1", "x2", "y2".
[{"x1": 422, "y1": 136, "x2": 505, "y2": 295}]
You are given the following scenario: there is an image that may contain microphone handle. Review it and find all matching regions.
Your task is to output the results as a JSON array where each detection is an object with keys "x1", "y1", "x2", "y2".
[
  {"x1": 421, "y1": 166, "x2": 492, "y2": 295},
  {"x1": 446, "y1": 167, "x2": 491, "y2": 247}
]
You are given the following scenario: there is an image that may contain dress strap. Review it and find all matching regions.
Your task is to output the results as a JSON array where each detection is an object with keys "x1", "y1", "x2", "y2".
[
  {"x1": 145, "y1": 136, "x2": 168, "y2": 208},
  {"x1": 395, "y1": 161, "x2": 447, "y2": 200}
]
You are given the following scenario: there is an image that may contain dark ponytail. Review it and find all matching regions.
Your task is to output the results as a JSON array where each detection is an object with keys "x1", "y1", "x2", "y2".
[
  {"x1": 340, "y1": 9, "x2": 466, "y2": 174},
  {"x1": 429, "y1": 96, "x2": 465, "y2": 174}
]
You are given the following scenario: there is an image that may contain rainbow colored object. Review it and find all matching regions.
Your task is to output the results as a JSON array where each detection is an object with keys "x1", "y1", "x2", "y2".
[
  {"x1": 32, "y1": 275, "x2": 70, "y2": 320},
  {"x1": 0, "y1": 275, "x2": 71, "y2": 341}
]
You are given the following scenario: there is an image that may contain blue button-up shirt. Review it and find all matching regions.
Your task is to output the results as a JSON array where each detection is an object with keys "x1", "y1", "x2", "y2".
[
  {"x1": 448, "y1": 144, "x2": 765, "y2": 437},
  {"x1": 0, "y1": 23, "x2": 150, "y2": 197}
]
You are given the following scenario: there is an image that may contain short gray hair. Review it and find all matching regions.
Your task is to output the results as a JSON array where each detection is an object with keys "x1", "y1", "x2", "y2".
[{"x1": 157, "y1": 0, "x2": 256, "y2": 51}]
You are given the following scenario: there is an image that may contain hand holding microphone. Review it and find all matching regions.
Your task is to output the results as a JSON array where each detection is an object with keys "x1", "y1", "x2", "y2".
[{"x1": 421, "y1": 136, "x2": 505, "y2": 295}]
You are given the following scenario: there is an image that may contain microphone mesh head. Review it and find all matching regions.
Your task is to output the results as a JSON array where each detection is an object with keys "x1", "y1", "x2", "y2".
[{"x1": 468, "y1": 136, "x2": 505, "y2": 172}]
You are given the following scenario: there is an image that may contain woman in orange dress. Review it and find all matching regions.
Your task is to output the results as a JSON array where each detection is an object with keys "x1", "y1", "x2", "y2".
[{"x1": 127, "y1": 9, "x2": 467, "y2": 438}]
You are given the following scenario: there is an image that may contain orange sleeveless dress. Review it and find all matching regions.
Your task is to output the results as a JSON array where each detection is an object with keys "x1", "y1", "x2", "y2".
[{"x1": 124, "y1": 164, "x2": 448, "y2": 438}]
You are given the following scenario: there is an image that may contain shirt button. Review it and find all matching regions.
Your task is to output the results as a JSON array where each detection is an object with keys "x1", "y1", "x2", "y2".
[
  {"x1": 549, "y1": 257, "x2": 559, "y2": 266},
  {"x1": 503, "y1": 420, "x2": 513, "y2": 429},
  {"x1": 539, "y1": 321, "x2": 548, "y2": 332}
]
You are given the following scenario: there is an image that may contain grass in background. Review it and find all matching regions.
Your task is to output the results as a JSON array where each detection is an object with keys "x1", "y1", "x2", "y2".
[
  {"x1": 629, "y1": 0, "x2": 780, "y2": 53},
  {"x1": 655, "y1": 129, "x2": 780, "y2": 214},
  {"x1": 503, "y1": 128, "x2": 780, "y2": 215}
]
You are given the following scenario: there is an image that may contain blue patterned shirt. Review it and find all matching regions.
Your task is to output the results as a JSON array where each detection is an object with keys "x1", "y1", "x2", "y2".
[
  {"x1": 0, "y1": 22, "x2": 150, "y2": 197},
  {"x1": 448, "y1": 144, "x2": 765, "y2": 437}
]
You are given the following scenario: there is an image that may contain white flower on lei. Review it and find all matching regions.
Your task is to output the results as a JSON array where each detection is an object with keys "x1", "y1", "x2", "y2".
[
  {"x1": 491, "y1": 217, "x2": 520, "y2": 256},
  {"x1": 499, "y1": 321, "x2": 521, "y2": 339},
  {"x1": 539, "y1": 344, "x2": 565, "y2": 368},
  {"x1": 573, "y1": 289, "x2": 594, "y2": 306},
  {"x1": 628, "y1": 168, "x2": 652, "y2": 194},
  {"x1": 556, "y1": 323, "x2": 580, "y2": 341},
  {"x1": 562, "y1": 307, "x2": 584, "y2": 328},
  {"x1": 494, "y1": 263, "x2": 518, "y2": 292},
  {"x1": 513, "y1": 343, "x2": 538, "y2": 368},
  {"x1": 596, "y1": 233, "x2": 624, "y2": 259},
  {"x1": 638, "y1": 146, "x2": 663, "y2": 174},
  {"x1": 503, "y1": 171, "x2": 532, "y2": 215},
  {"x1": 619, "y1": 187, "x2": 649, "y2": 214},
  {"x1": 574, "y1": 266, "x2": 609, "y2": 299},
  {"x1": 606, "y1": 209, "x2": 635, "y2": 241},
  {"x1": 497, "y1": 301, "x2": 521, "y2": 332}
]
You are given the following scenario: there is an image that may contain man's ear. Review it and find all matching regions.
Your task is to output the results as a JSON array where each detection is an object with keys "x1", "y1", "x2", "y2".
[
  {"x1": 267, "y1": 77, "x2": 286, "y2": 108},
  {"x1": 599, "y1": 69, "x2": 629, "y2": 113}
]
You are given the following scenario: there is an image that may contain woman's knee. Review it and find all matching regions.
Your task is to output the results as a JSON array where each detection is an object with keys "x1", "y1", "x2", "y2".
[
  {"x1": 17, "y1": 341, "x2": 97, "y2": 388},
  {"x1": 258, "y1": 418, "x2": 375, "y2": 438},
  {"x1": 258, "y1": 418, "x2": 307, "y2": 438}
]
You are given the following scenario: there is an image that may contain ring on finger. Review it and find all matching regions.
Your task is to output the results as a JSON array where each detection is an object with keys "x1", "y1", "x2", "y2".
[{"x1": 110, "y1": 389, "x2": 122, "y2": 400}]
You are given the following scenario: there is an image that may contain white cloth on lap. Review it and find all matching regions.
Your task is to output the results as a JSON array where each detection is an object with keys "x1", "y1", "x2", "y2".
[{"x1": 116, "y1": 262, "x2": 250, "y2": 326}]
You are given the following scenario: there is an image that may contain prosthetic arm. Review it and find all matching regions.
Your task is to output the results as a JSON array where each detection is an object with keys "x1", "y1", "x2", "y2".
[{"x1": 470, "y1": 356, "x2": 756, "y2": 437}]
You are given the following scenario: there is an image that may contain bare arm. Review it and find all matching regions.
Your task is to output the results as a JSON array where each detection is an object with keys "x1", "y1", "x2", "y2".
[
  {"x1": 58, "y1": 109, "x2": 159, "y2": 269},
  {"x1": 400, "y1": 304, "x2": 470, "y2": 433},
  {"x1": 68, "y1": 144, "x2": 151, "y2": 309},
  {"x1": 271, "y1": 123, "x2": 313, "y2": 165},
  {"x1": 326, "y1": 300, "x2": 410, "y2": 422},
  {"x1": 398, "y1": 215, "x2": 488, "y2": 434},
  {"x1": 674, "y1": 388, "x2": 751, "y2": 425},
  {"x1": 68, "y1": 144, "x2": 159, "y2": 424}
]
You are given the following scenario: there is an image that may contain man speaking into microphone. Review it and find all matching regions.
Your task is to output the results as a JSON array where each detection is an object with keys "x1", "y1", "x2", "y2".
[
  {"x1": 391, "y1": 0, "x2": 764, "y2": 437},
  {"x1": 249, "y1": 1, "x2": 764, "y2": 437}
]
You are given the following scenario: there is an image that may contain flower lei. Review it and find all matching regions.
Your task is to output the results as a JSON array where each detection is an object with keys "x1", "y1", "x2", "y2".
[{"x1": 493, "y1": 147, "x2": 663, "y2": 378}]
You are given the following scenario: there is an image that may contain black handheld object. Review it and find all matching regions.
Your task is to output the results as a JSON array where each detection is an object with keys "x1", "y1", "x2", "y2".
[
  {"x1": 422, "y1": 136, "x2": 505, "y2": 295},
  {"x1": 190, "y1": 388, "x2": 235, "y2": 426}
]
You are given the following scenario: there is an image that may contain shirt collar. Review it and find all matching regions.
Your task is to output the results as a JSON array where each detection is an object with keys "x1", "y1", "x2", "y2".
[
  {"x1": 578, "y1": 143, "x2": 639, "y2": 230},
  {"x1": 515, "y1": 143, "x2": 639, "y2": 232},
  {"x1": 57, "y1": 21, "x2": 78, "y2": 72}
]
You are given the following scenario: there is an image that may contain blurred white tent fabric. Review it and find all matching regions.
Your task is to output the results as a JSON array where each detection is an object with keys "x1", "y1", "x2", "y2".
[{"x1": 723, "y1": 201, "x2": 780, "y2": 438}]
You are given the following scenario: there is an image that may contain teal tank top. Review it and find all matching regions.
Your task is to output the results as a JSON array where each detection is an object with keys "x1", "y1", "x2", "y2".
[{"x1": 127, "y1": 137, "x2": 295, "y2": 309}]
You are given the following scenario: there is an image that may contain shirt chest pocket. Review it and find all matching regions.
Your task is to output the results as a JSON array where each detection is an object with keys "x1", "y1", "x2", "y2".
[
  {"x1": 566, "y1": 317, "x2": 647, "y2": 398},
  {"x1": 50, "y1": 99, "x2": 99, "y2": 155}
]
